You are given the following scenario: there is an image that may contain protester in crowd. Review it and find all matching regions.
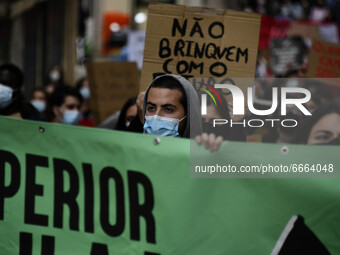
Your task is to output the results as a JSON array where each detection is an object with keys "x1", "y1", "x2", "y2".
[
  {"x1": 303, "y1": 80, "x2": 334, "y2": 104},
  {"x1": 316, "y1": 86, "x2": 333, "y2": 104},
  {"x1": 48, "y1": 85, "x2": 83, "y2": 125},
  {"x1": 0, "y1": 63, "x2": 45, "y2": 121},
  {"x1": 265, "y1": 99, "x2": 321, "y2": 144},
  {"x1": 129, "y1": 75, "x2": 201, "y2": 136},
  {"x1": 44, "y1": 65, "x2": 64, "y2": 96},
  {"x1": 309, "y1": 0, "x2": 330, "y2": 22},
  {"x1": 76, "y1": 77, "x2": 94, "y2": 127},
  {"x1": 115, "y1": 96, "x2": 137, "y2": 131},
  {"x1": 128, "y1": 74, "x2": 223, "y2": 151},
  {"x1": 98, "y1": 96, "x2": 137, "y2": 130},
  {"x1": 243, "y1": 0, "x2": 339, "y2": 23},
  {"x1": 332, "y1": 0, "x2": 340, "y2": 24},
  {"x1": 30, "y1": 88, "x2": 48, "y2": 115},
  {"x1": 305, "y1": 95, "x2": 320, "y2": 114},
  {"x1": 299, "y1": 103, "x2": 340, "y2": 145},
  {"x1": 273, "y1": 111, "x2": 303, "y2": 144}
]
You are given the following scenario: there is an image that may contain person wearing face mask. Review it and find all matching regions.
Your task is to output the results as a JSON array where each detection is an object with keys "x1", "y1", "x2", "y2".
[
  {"x1": 30, "y1": 88, "x2": 48, "y2": 115},
  {"x1": 128, "y1": 74, "x2": 223, "y2": 151},
  {"x1": 48, "y1": 85, "x2": 83, "y2": 125},
  {"x1": 114, "y1": 96, "x2": 137, "y2": 131},
  {"x1": 44, "y1": 65, "x2": 64, "y2": 96},
  {"x1": 0, "y1": 63, "x2": 45, "y2": 121},
  {"x1": 76, "y1": 77, "x2": 94, "y2": 127},
  {"x1": 299, "y1": 103, "x2": 340, "y2": 145},
  {"x1": 141, "y1": 75, "x2": 201, "y2": 138}
]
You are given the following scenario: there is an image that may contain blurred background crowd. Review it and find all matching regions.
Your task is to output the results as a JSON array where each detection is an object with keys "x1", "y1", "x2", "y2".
[{"x1": 0, "y1": 0, "x2": 339, "y2": 145}]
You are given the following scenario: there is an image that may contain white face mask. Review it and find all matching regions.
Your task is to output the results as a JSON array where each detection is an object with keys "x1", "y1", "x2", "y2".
[
  {"x1": 30, "y1": 100, "x2": 46, "y2": 113},
  {"x1": 49, "y1": 70, "x2": 61, "y2": 82},
  {"x1": 0, "y1": 83, "x2": 13, "y2": 109},
  {"x1": 80, "y1": 87, "x2": 90, "y2": 100}
]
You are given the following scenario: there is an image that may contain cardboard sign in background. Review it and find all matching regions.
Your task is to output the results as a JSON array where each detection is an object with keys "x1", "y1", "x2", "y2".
[
  {"x1": 86, "y1": 62, "x2": 139, "y2": 125},
  {"x1": 289, "y1": 23, "x2": 320, "y2": 40},
  {"x1": 306, "y1": 39, "x2": 340, "y2": 78},
  {"x1": 140, "y1": 3, "x2": 261, "y2": 91}
]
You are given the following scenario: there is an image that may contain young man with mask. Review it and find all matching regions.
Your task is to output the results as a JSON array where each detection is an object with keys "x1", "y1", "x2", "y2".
[
  {"x1": 49, "y1": 85, "x2": 83, "y2": 125},
  {"x1": 129, "y1": 74, "x2": 223, "y2": 151},
  {"x1": 0, "y1": 63, "x2": 45, "y2": 121}
]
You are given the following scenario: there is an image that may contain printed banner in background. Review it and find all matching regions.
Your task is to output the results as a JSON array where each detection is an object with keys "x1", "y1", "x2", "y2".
[
  {"x1": 0, "y1": 117, "x2": 340, "y2": 254},
  {"x1": 269, "y1": 36, "x2": 306, "y2": 76}
]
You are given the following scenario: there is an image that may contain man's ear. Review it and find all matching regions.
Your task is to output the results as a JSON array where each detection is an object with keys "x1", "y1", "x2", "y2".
[
  {"x1": 137, "y1": 91, "x2": 146, "y2": 123},
  {"x1": 179, "y1": 117, "x2": 187, "y2": 137}
]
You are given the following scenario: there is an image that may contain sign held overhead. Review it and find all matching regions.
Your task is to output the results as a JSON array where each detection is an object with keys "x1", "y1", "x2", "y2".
[{"x1": 140, "y1": 3, "x2": 261, "y2": 90}]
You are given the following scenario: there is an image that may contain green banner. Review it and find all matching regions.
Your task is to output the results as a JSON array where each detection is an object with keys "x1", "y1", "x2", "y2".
[{"x1": 0, "y1": 116, "x2": 340, "y2": 254}]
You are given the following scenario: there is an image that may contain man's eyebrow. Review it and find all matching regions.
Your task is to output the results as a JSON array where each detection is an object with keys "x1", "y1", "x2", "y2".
[
  {"x1": 146, "y1": 102, "x2": 156, "y2": 106},
  {"x1": 314, "y1": 130, "x2": 333, "y2": 135},
  {"x1": 161, "y1": 104, "x2": 177, "y2": 108}
]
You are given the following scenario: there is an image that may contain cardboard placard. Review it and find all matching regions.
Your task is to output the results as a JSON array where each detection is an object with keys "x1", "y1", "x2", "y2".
[
  {"x1": 305, "y1": 39, "x2": 340, "y2": 78},
  {"x1": 140, "y1": 3, "x2": 261, "y2": 91},
  {"x1": 86, "y1": 62, "x2": 139, "y2": 125},
  {"x1": 269, "y1": 36, "x2": 306, "y2": 76},
  {"x1": 289, "y1": 22, "x2": 320, "y2": 40}
]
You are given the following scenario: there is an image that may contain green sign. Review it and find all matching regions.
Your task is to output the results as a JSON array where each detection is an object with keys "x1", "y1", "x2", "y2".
[{"x1": 0, "y1": 116, "x2": 339, "y2": 254}]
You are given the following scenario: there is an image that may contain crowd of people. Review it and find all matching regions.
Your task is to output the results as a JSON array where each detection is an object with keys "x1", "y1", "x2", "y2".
[
  {"x1": 0, "y1": 63, "x2": 92, "y2": 126},
  {"x1": 0, "y1": 63, "x2": 224, "y2": 150},
  {"x1": 0, "y1": 61, "x2": 339, "y2": 148},
  {"x1": 242, "y1": 0, "x2": 340, "y2": 23},
  {"x1": 249, "y1": 78, "x2": 340, "y2": 145}
]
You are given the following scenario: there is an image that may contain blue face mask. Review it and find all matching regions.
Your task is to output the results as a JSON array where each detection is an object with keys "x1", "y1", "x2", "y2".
[
  {"x1": 60, "y1": 110, "x2": 81, "y2": 125},
  {"x1": 0, "y1": 83, "x2": 13, "y2": 109},
  {"x1": 30, "y1": 100, "x2": 46, "y2": 113},
  {"x1": 143, "y1": 115, "x2": 187, "y2": 137}
]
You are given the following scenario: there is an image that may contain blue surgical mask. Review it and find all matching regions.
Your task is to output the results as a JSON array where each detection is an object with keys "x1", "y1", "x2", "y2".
[
  {"x1": 80, "y1": 87, "x2": 90, "y2": 100},
  {"x1": 143, "y1": 115, "x2": 187, "y2": 137},
  {"x1": 60, "y1": 110, "x2": 81, "y2": 125},
  {"x1": 30, "y1": 100, "x2": 46, "y2": 113},
  {"x1": 0, "y1": 83, "x2": 13, "y2": 109}
]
